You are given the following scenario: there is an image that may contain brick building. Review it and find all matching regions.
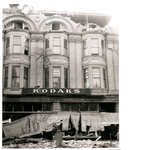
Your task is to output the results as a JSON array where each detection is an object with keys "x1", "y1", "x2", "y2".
[{"x1": 2, "y1": 4, "x2": 119, "y2": 140}]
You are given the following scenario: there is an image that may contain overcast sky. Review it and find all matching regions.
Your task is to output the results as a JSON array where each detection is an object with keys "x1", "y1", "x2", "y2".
[{"x1": 1, "y1": 0, "x2": 120, "y2": 26}]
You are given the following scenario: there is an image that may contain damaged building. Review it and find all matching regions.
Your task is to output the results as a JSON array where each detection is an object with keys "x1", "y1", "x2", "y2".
[{"x1": 2, "y1": 4, "x2": 119, "y2": 141}]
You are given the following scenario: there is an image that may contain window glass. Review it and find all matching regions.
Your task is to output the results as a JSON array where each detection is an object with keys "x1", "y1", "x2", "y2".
[
  {"x1": 45, "y1": 39, "x2": 49, "y2": 49},
  {"x1": 4, "y1": 67, "x2": 8, "y2": 88},
  {"x1": 23, "y1": 67, "x2": 28, "y2": 88},
  {"x1": 103, "y1": 68, "x2": 107, "y2": 88},
  {"x1": 53, "y1": 67, "x2": 61, "y2": 88},
  {"x1": 64, "y1": 68, "x2": 68, "y2": 88},
  {"x1": 84, "y1": 68, "x2": 89, "y2": 88},
  {"x1": 13, "y1": 37, "x2": 21, "y2": 53},
  {"x1": 92, "y1": 68, "x2": 100, "y2": 88},
  {"x1": 11, "y1": 67, "x2": 20, "y2": 87},
  {"x1": 45, "y1": 67, "x2": 49, "y2": 88},
  {"x1": 24, "y1": 38, "x2": 29, "y2": 55},
  {"x1": 91, "y1": 38, "x2": 99, "y2": 55},
  {"x1": 64, "y1": 39, "x2": 67, "y2": 49},
  {"x1": 52, "y1": 23, "x2": 60, "y2": 30}
]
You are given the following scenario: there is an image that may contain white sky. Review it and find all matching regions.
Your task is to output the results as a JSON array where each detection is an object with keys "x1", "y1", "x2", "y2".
[{"x1": 1, "y1": 0, "x2": 120, "y2": 26}]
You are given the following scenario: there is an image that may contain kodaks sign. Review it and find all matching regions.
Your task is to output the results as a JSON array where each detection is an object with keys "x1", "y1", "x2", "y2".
[{"x1": 22, "y1": 88, "x2": 91, "y2": 95}]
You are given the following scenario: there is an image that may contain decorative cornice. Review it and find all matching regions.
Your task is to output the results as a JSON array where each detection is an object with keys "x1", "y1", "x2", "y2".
[{"x1": 30, "y1": 35, "x2": 44, "y2": 41}]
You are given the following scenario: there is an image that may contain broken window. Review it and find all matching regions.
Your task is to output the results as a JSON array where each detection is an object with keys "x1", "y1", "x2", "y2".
[
  {"x1": 23, "y1": 67, "x2": 28, "y2": 88},
  {"x1": 91, "y1": 38, "x2": 99, "y2": 55},
  {"x1": 45, "y1": 67, "x2": 49, "y2": 88},
  {"x1": 52, "y1": 23, "x2": 60, "y2": 30},
  {"x1": 4, "y1": 67, "x2": 8, "y2": 88},
  {"x1": 24, "y1": 38, "x2": 29, "y2": 55}
]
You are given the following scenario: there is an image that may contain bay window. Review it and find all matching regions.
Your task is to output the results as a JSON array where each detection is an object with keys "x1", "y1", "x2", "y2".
[
  {"x1": 64, "y1": 39, "x2": 67, "y2": 56},
  {"x1": 4, "y1": 67, "x2": 8, "y2": 88},
  {"x1": 91, "y1": 38, "x2": 99, "y2": 55},
  {"x1": 13, "y1": 36, "x2": 21, "y2": 53},
  {"x1": 103, "y1": 68, "x2": 107, "y2": 88},
  {"x1": 52, "y1": 23, "x2": 60, "y2": 30},
  {"x1": 24, "y1": 38, "x2": 29, "y2": 55},
  {"x1": 53, "y1": 37, "x2": 61, "y2": 54},
  {"x1": 101, "y1": 40, "x2": 104, "y2": 56},
  {"x1": 92, "y1": 68, "x2": 100, "y2": 88},
  {"x1": 83, "y1": 40, "x2": 88, "y2": 56},
  {"x1": 6, "y1": 37, "x2": 10, "y2": 55},
  {"x1": 23, "y1": 67, "x2": 28, "y2": 88},
  {"x1": 45, "y1": 67, "x2": 49, "y2": 88},
  {"x1": 53, "y1": 67, "x2": 61, "y2": 88},
  {"x1": 45, "y1": 39, "x2": 49, "y2": 49},
  {"x1": 64, "y1": 68, "x2": 68, "y2": 88},
  {"x1": 84, "y1": 68, "x2": 89, "y2": 88},
  {"x1": 11, "y1": 67, "x2": 20, "y2": 88}
]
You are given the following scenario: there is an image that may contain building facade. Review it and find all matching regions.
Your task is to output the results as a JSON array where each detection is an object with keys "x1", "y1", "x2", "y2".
[{"x1": 2, "y1": 4, "x2": 119, "y2": 139}]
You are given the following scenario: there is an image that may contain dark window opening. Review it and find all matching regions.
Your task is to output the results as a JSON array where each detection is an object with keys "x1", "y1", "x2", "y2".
[
  {"x1": 89, "y1": 103, "x2": 98, "y2": 111},
  {"x1": 42, "y1": 103, "x2": 52, "y2": 111},
  {"x1": 33, "y1": 103, "x2": 42, "y2": 111},
  {"x1": 45, "y1": 39, "x2": 49, "y2": 49},
  {"x1": 6, "y1": 37, "x2": 10, "y2": 55},
  {"x1": 52, "y1": 23, "x2": 60, "y2": 30},
  {"x1": 24, "y1": 103, "x2": 32, "y2": 111},
  {"x1": 14, "y1": 22, "x2": 23, "y2": 29},
  {"x1": 23, "y1": 67, "x2": 28, "y2": 88},
  {"x1": 70, "y1": 103, "x2": 79, "y2": 112},
  {"x1": 4, "y1": 67, "x2": 8, "y2": 88},
  {"x1": 62, "y1": 103, "x2": 70, "y2": 111},
  {"x1": 45, "y1": 67, "x2": 49, "y2": 88},
  {"x1": 5, "y1": 104, "x2": 12, "y2": 111},
  {"x1": 99, "y1": 103, "x2": 116, "y2": 112},
  {"x1": 64, "y1": 68, "x2": 68, "y2": 88},
  {"x1": 79, "y1": 103, "x2": 88, "y2": 111},
  {"x1": 14, "y1": 103, "x2": 22, "y2": 111}
]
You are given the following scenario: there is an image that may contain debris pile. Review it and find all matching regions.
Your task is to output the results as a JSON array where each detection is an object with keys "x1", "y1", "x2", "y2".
[{"x1": 2, "y1": 138, "x2": 119, "y2": 149}]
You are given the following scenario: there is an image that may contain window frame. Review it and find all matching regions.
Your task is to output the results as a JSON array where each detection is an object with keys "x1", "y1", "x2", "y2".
[
  {"x1": 53, "y1": 37, "x2": 61, "y2": 55},
  {"x1": 52, "y1": 23, "x2": 60, "y2": 30},
  {"x1": 92, "y1": 67, "x2": 101, "y2": 88},
  {"x1": 84, "y1": 68, "x2": 89, "y2": 88},
  {"x1": 11, "y1": 66, "x2": 20, "y2": 88},
  {"x1": 64, "y1": 68, "x2": 68, "y2": 88},
  {"x1": 24, "y1": 38, "x2": 29, "y2": 55},
  {"x1": 91, "y1": 38, "x2": 99, "y2": 55},
  {"x1": 101, "y1": 39, "x2": 104, "y2": 56},
  {"x1": 103, "y1": 68, "x2": 107, "y2": 88},
  {"x1": 53, "y1": 67, "x2": 61, "y2": 88},
  {"x1": 13, "y1": 36, "x2": 21, "y2": 54}
]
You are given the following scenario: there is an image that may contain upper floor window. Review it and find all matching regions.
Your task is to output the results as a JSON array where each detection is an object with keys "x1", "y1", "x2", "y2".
[
  {"x1": 53, "y1": 67, "x2": 61, "y2": 88},
  {"x1": 91, "y1": 38, "x2": 99, "y2": 55},
  {"x1": 53, "y1": 37, "x2": 61, "y2": 54},
  {"x1": 14, "y1": 22, "x2": 22, "y2": 29},
  {"x1": 45, "y1": 39, "x2": 49, "y2": 49},
  {"x1": 83, "y1": 40, "x2": 88, "y2": 56},
  {"x1": 6, "y1": 37, "x2": 10, "y2": 55},
  {"x1": 13, "y1": 36, "x2": 21, "y2": 53},
  {"x1": 64, "y1": 68, "x2": 68, "y2": 88},
  {"x1": 84, "y1": 68, "x2": 89, "y2": 88},
  {"x1": 64, "y1": 39, "x2": 68, "y2": 56},
  {"x1": 24, "y1": 38, "x2": 29, "y2": 55},
  {"x1": 101, "y1": 40, "x2": 104, "y2": 56},
  {"x1": 52, "y1": 23, "x2": 60, "y2": 30},
  {"x1": 103, "y1": 68, "x2": 107, "y2": 88},
  {"x1": 45, "y1": 67, "x2": 49, "y2": 88},
  {"x1": 92, "y1": 68, "x2": 100, "y2": 88},
  {"x1": 11, "y1": 67, "x2": 20, "y2": 88},
  {"x1": 23, "y1": 67, "x2": 28, "y2": 88},
  {"x1": 4, "y1": 67, "x2": 8, "y2": 88}
]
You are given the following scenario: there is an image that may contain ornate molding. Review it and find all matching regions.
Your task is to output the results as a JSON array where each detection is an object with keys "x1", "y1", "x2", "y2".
[
  {"x1": 30, "y1": 35, "x2": 44, "y2": 41},
  {"x1": 106, "y1": 35, "x2": 118, "y2": 41}
]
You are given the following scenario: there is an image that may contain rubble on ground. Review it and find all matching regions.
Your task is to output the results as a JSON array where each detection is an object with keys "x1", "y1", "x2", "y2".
[{"x1": 2, "y1": 138, "x2": 119, "y2": 148}]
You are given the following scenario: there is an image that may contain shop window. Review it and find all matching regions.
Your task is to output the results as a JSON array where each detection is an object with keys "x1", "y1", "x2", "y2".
[
  {"x1": 52, "y1": 23, "x2": 60, "y2": 30},
  {"x1": 91, "y1": 38, "x2": 99, "y2": 55},
  {"x1": 14, "y1": 103, "x2": 22, "y2": 111},
  {"x1": 4, "y1": 67, "x2": 8, "y2": 88},
  {"x1": 23, "y1": 67, "x2": 28, "y2": 88},
  {"x1": 45, "y1": 39, "x2": 49, "y2": 49},
  {"x1": 103, "y1": 68, "x2": 107, "y2": 88},
  {"x1": 64, "y1": 68, "x2": 68, "y2": 88},
  {"x1": 64, "y1": 39, "x2": 67, "y2": 55},
  {"x1": 5, "y1": 104, "x2": 12, "y2": 111},
  {"x1": 24, "y1": 103, "x2": 32, "y2": 111},
  {"x1": 89, "y1": 103, "x2": 98, "y2": 111},
  {"x1": 53, "y1": 67, "x2": 61, "y2": 88},
  {"x1": 6, "y1": 37, "x2": 10, "y2": 55},
  {"x1": 11, "y1": 67, "x2": 20, "y2": 88},
  {"x1": 62, "y1": 103, "x2": 70, "y2": 111},
  {"x1": 92, "y1": 68, "x2": 100, "y2": 88},
  {"x1": 83, "y1": 40, "x2": 88, "y2": 56},
  {"x1": 53, "y1": 37, "x2": 61, "y2": 54},
  {"x1": 13, "y1": 36, "x2": 21, "y2": 53},
  {"x1": 24, "y1": 38, "x2": 29, "y2": 55},
  {"x1": 33, "y1": 103, "x2": 42, "y2": 111},
  {"x1": 45, "y1": 67, "x2": 49, "y2": 88},
  {"x1": 84, "y1": 68, "x2": 89, "y2": 88},
  {"x1": 70, "y1": 104, "x2": 79, "y2": 111},
  {"x1": 79, "y1": 103, "x2": 88, "y2": 111},
  {"x1": 101, "y1": 40, "x2": 104, "y2": 56}
]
